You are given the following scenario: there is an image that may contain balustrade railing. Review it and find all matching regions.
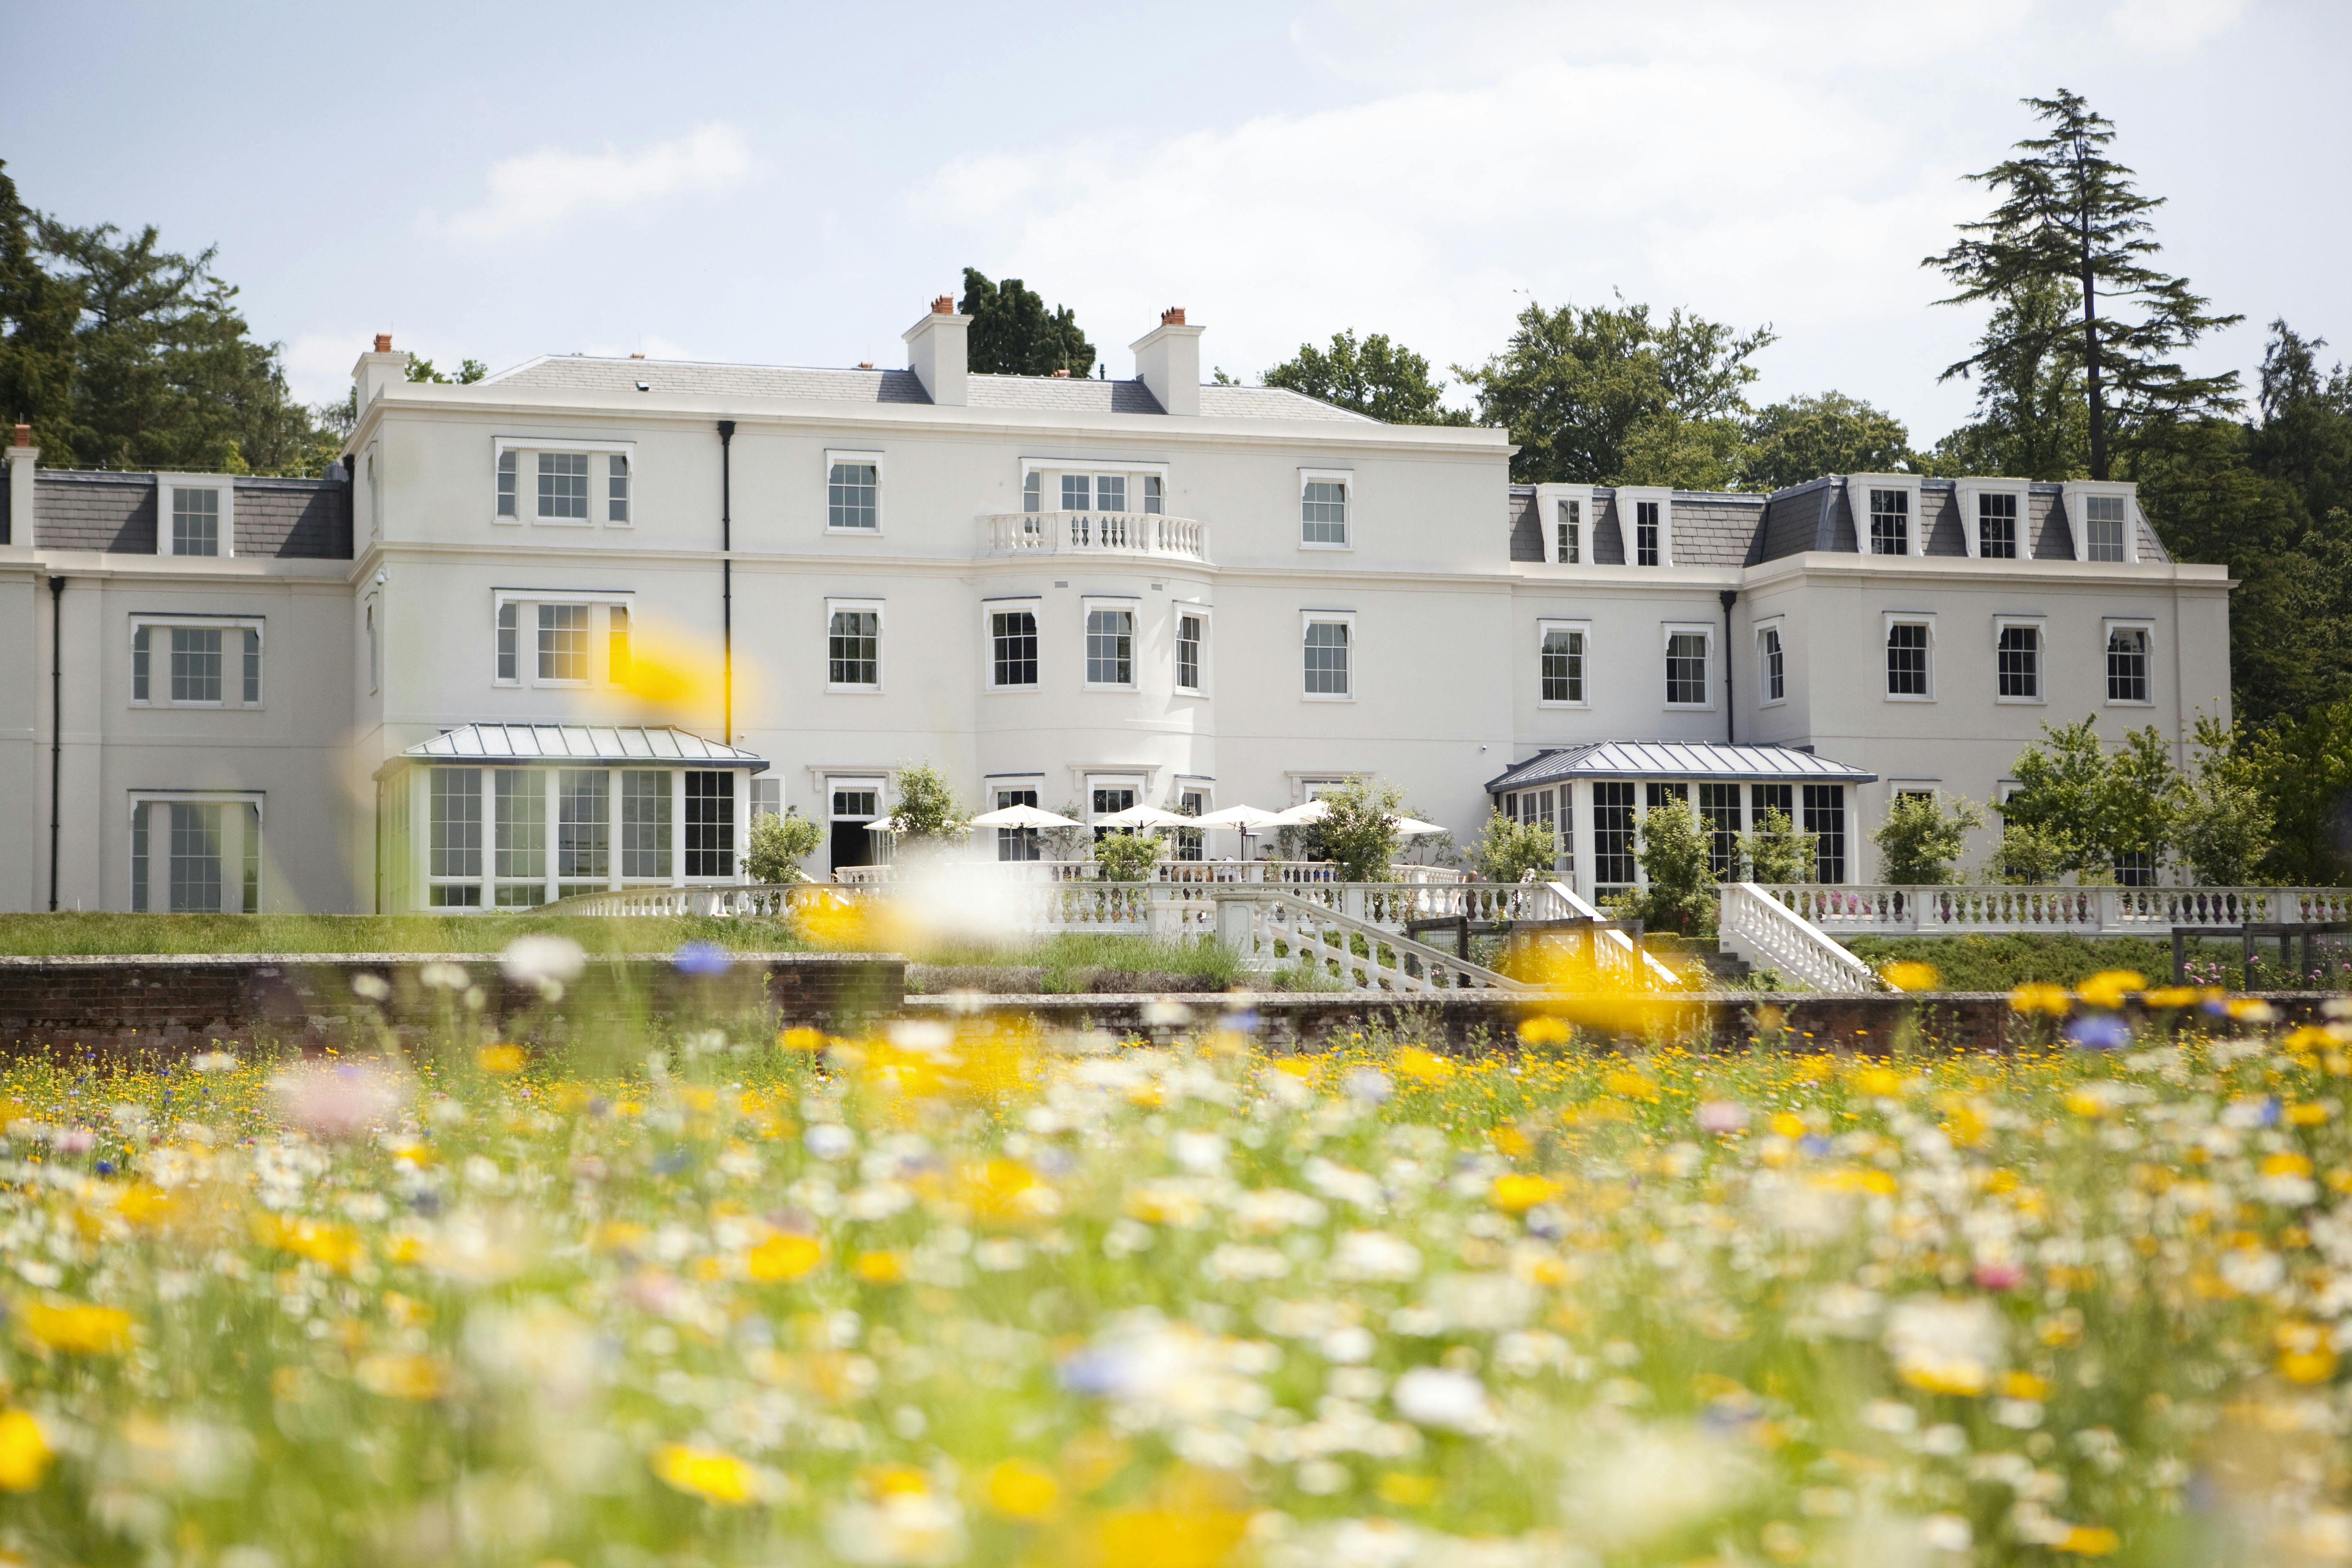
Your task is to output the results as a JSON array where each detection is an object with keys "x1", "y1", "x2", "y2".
[
  {"x1": 981, "y1": 511, "x2": 1209, "y2": 562},
  {"x1": 1211, "y1": 889, "x2": 1529, "y2": 994},
  {"x1": 1720, "y1": 883, "x2": 1886, "y2": 994},
  {"x1": 833, "y1": 860, "x2": 1460, "y2": 887},
  {"x1": 1752, "y1": 884, "x2": 2351, "y2": 936}
]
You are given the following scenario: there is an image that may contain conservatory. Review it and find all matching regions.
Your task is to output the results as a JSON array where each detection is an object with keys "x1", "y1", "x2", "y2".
[
  {"x1": 1485, "y1": 741, "x2": 1877, "y2": 900},
  {"x1": 377, "y1": 725, "x2": 770, "y2": 910}
]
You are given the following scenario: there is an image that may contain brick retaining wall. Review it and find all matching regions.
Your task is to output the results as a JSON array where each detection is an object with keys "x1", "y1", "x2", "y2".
[
  {"x1": 899, "y1": 989, "x2": 2346, "y2": 1052},
  {"x1": 0, "y1": 953, "x2": 905, "y2": 1051}
]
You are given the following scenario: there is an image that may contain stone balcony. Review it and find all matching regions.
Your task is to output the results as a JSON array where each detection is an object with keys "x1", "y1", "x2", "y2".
[{"x1": 981, "y1": 510, "x2": 1210, "y2": 563}]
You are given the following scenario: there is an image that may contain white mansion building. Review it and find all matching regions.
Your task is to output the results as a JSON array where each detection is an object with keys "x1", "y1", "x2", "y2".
[{"x1": 0, "y1": 301, "x2": 2232, "y2": 914}]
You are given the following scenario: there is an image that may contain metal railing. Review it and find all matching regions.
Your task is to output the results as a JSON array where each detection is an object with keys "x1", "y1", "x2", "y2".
[
  {"x1": 1754, "y1": 884, "x2": 2352, "y2": 937},
  {"x1": 1721, "y1": 882, "x2": 1886, "y2": 994},
  {"x1": 982, "y1": 511, "x2": 1210, "y2": 562}
]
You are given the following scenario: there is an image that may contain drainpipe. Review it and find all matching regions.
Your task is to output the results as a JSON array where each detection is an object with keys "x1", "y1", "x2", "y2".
[
  {"x1": 1718, "y1": 588, "x2": 1737, "y2": 747},
  {"x1": 717, "y1": 420, "x2": 735, "y2": 745},
  {"x1": 47, "y1": 575, "x2": 64, "y2": 911}
]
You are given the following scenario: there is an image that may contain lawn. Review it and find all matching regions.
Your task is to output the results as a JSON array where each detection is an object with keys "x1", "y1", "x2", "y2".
[
  {"x1": 1844, "y1": 931, "x2": 2348, "y2": 993},
  {"x1": 0, "y1": 912, "x2": 810, "y2": 958},
  {"x1": 0, "y1": 985, "x2": 2347, "y2": 1564}
]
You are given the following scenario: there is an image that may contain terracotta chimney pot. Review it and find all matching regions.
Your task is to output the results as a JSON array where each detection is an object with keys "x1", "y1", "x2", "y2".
[
  {"x1": 931, "y1": 294, "x2": 955, "y2": 315},
  {"x1": 1051, "y1": 368, "x2": 1071, "y2": 378},
  {"x1": 1161, "y1": 307, "x2": 1186, "y2": 327},
  {"x1": 374, "y1": 333, "x2": 393, "y2": 352},
  {"x1": 11, "y1": 423, "x2": 28, "y2": 447},
  {"x1": 629, "y1": 352, "x2": 646, "y2": 359},
  {"x1": 858, "y1": 361, "x2": 875, "y2": 369}
]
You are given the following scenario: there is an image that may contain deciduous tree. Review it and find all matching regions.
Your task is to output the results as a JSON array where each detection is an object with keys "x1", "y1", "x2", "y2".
[
  {"x1": 1741, "y1": 392, "x2": 1913, "y2": 492},
  {"x1": 1262, "y1": 329, "x2": 1470, "y2": 425},
  {"x1": 959, "y1": 268, "x2": 1093, "y2": 378}
]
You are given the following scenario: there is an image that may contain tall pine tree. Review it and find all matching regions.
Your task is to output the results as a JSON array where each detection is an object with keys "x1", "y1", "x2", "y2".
[
  {"x1": 1926, "y1": 90, "x2": 2239, "y2": 480},
  {"x1": 957, "y1": 268, "x2": 1094, "y2": 378}
]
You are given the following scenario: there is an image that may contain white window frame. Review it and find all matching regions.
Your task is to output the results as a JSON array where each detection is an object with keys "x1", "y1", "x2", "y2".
[
  {"x1": 1888, "y1": 779, "x2": 1942, "y2": 804},
  {"x1": 155, "y1": 476, "x2": 235, "y2": 558},
  {"x1": 1300, "y1": 610, "x2": 1357, "y2": 702},
  {"x1": 1993, "y1": 615, "x2": 2048, "y2": 706},
  {"x1": 1852, "y1": 473, "x2": 1925, "y2": 559},
  {"x1": 2102, "y1": 616, "x2": 2157, "y2": 707},
  {"x1": 130, "y1": 614, "x2": 266, "y2": 709},
  {"x1": 825, "y1": 597, "x2": 886, "y2": 693},
  {"x1": 1083, "y1": 774, "x2": 1148, "y2": 827},
  {"x1": 1661, "y1": 622, "x2": 1715, "y2": 711},
  {"x1": 1173, "y1": 602, "x2": 1210, "y2": 696},
  {"x1": 825, "y1": 449, "x2": 886, "y2": 534},
  {"x1": 128, "y1": 789, "x2": 266, "y2": 914},
  {"x1": 1081, "y1": 597, "x2": 1140, "y2": 691},
  {"x1": 2062, "y1": 480, "x2": 2140, "y2": 564},
  {"x1": 981, "y1": 596, "x2": 1042, "y2": 693},
  {"x1": 1952, "y1": 477, "x2": 2030, "y2": 561},
  {"x1": 1754, "y1": 616, "x2": 1787, "y2": 707},
  {"x1": 1616, "y1": 486, "x2": 1673, "y2": 567},
  {"x1": 1882, "y1": 611, "x2": 1937, "y2": 703},
  {"x1": 489, "y1": 590, "x2": 632, "y2": 689},
  {"x1": 1536, "y1": 618, "x2": 1591, "y2": 708},
  {"x1": 491, "y1": 438, "x2": 635, "y2": 529},
  {"x1": 1532, "y1": 482, "x2": 1596, "y2": 565},
  {"x1": 1298, "y1": 468, "x2": 1353, "y2": 551}
]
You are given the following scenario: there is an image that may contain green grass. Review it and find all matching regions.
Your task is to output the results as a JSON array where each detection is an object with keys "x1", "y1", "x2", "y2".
[
  {"x1": 1842, "y1": 930, "x2": 2345, "y2": 991},
  {"x1": 909, "y1": 933, "x2": 1246, "y2": 992},
  {"x1": 0, "y1": 912, "x2": 810, "y2": 957}
]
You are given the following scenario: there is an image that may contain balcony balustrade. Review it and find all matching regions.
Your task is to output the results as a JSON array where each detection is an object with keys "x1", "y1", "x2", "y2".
[{"x1": 982, "y1": 510, "x2": 1209, "y2": 562}]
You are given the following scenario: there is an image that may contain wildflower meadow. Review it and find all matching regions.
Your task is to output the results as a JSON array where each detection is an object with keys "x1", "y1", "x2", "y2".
[{"x1": 1, "y1": 965, "x2": 2350, "y2": 1566}]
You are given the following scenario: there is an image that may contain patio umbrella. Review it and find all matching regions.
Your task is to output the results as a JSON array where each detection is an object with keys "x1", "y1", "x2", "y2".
[
  {"x1": 967, "y1": 803, "x2": 1083, "y2": 828},
  {"x1": 1390, "y1": 815, "x2": 1449, "y2": 836},
  {"x1": 1266, "y1": 799, "x2": 1328, "y2": 827},
  {"x1": 1191, "y1": 805, "x2": 1282, "y2": 830},
  {"x1": 1096, "y1": 803, "x2": 1193, "y2": 830},
  {"x1": 862, "y1": 817, "x2": 908, "y2": 833}
]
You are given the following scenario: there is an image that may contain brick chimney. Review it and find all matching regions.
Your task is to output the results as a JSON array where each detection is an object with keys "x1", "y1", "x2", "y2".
[
  {"x1": 1131, "y1": 308, "x2": 1204, "y2": 417},
  {"x1": 902, "y1": 292, "x2": 970, "y2": 406},
  {"x1": 351, "y1": 333, "x2": 410, "y2": 413}
]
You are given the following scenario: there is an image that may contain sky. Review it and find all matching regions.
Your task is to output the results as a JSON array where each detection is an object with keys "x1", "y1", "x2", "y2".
[{"x1": 4, "y1": 0, "x2": 2345, "y2": 443}]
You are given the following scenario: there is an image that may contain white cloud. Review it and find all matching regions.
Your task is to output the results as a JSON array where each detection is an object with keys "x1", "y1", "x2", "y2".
[
  {"x1": 914, "y1": 41, "x2": 1980, "y2": 402},
  {"x1": 2106, "y1": 0, "x2": 2249, "y2": 52},
  {"x1": 430, "y1": 124, "x2": 757, "y2": 242}
]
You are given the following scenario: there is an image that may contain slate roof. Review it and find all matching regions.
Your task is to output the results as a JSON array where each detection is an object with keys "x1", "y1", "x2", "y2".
[
  {"x1": 1485, "y1": 741, "x2": 1877, "y2": 792},
  {"x1": 400, "y1": 724, "x2": 768, "y2": 768},
  {"x1": 1508, "y1": 477, "x2": 2175, "y2": 569},
  {"x1": 24, "y1": 470, "x2": 350, "y2": 557},
  {"x1": 480, "y1": 355, "x2": 1375, "y2": 423}
]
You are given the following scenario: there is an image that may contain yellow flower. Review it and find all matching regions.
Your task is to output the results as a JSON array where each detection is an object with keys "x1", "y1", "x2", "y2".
[
  {"x1": 1854, "y1": 1067, "x2": 1904, "y2": 1098},
  {"x1": 1391, "y1": 1047, "x2": 1456, "y2": 1086},
  {"x1": 1377, "y1": 1472, "x2": 1441, "y2": 1506},
  {"x1": 779, "y1": 1026, "x2": 828, "y2": 1054},
  {"x1": 21, "y1": 1300, "x2": 133, "y2": 1355},
  {"x1": 2009, "y1": 982, "x2": 2072, "y2": 1017},
  {"x1": 254, "y1": 1214, "x2": 365, "y2": 1274},
  {"x1": 0, "y1": 1410, "x2": 50, "y2": 1491},
  {"x1": 2277, "y1": 1322, "x2": 2338, "y2": 1384},
  {"x1": 354, "y1": 1353, "x2": 449, "y2": 1400},
  {"x1": 1490, "y1": 1173, "x2": 1561, "y2": 1214},
  {"x1": 853, "y1": 1250, "x2": 907, "y2": 1285},
  {"x1": 1880, "y1": 960, "x2": 1940, "y2": 993},
  {"x1": 1769, "y1": 1112, "x2": 1808, "y2": 1139},
  {"x1": 2143, "y1": 986, "x2": 2202, "y2": 1009},
  {"x1": 2077, "y1": 971, "x2": 2145, "y2": 1011},
  {"x1": 1604, "y1": 1069, "x2": 1657, "y2": 1101},
  {"x1": 2288, "y1": 1102, "x2": 2330, "y2": 1126},
  {"x1": 746, "y1": 1234, "x2": 823, "y2": 1282},
  {"x1": 475, "y1": 1044, "x2": 527, "y2": 1074},
  {"x1": 2264, "y1": 1151, "x2": 2316, "y2": 1178},
  {"x1": 983, "y1": 1458, "x2": 1060, "y2": 1519},
  {"x1": 1094, "y1": 1507, "x2": 1248, "y2": 1568},
  {"x1": 2054, "y1": 1525, "x2": 2121, "y2": 1556},
  {"x1": 1516, "y1": 1016, "x2": 1572, "y2": 1046},
  {"x1": 653, "y1": 1443, "x2": 756, "y2": 1505},
  {"x1": 2001, "y1": 1370, "x2": 2050, "y2": 1400}
]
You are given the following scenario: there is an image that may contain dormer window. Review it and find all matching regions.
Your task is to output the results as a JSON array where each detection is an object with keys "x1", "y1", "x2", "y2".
[
  {"x1": 1978, "y1": 492, "x2": 2017, "y2": 557},
  {"x1": 1557, "y1": 499, "x2": 1581, "y2": 563},
  {"x1": 1636, "y1": 501, "x2": 1661, "y2": 565},
  {"x1": 1614, "y1": 487, "x2": 1671, "y2": 566},
  {"x1": 2085, "y1": 495, "x2": 2127, "y2": 561},
  {"x1": 1868, "y1": 489, "x2": 1909, "y2": 554},
  {"x1": 156, "y1": 478, "x2": 233, "y2": 558}
]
